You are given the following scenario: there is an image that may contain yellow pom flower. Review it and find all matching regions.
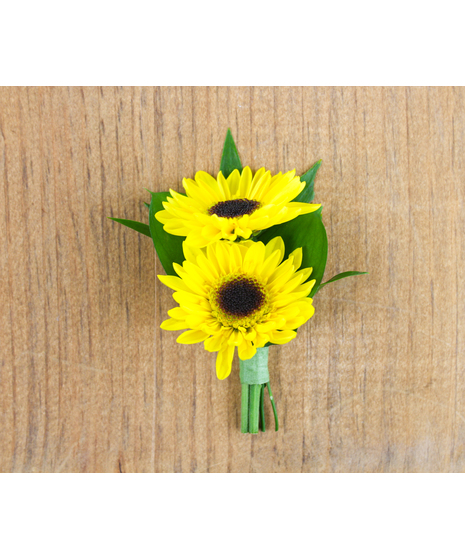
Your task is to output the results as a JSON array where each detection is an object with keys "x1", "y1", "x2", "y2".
[
  {"x1": 155, "y1": 167, "x2": 321, "y2": 247},
  {"x1": 158, "y1": 237, "x2": 316, "y2": 380}
]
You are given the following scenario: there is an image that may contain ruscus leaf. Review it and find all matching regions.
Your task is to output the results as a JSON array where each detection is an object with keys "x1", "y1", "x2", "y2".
[
  {"x1": 315, "y1": 271, "x2": 368, "y2": 293},
  {"x1": 109, "y1": 218, "x2": 151, "y2": 238},
  {"x1": 294, "y1": 159, "x2": 322, "y2": 204},
  {"x1": 149, "y1": 191, "x2": 186, "y2": 276},
  {"x1": 220, "y1": 128, "x2": 242, "y2": 178},
  {"x1": 259, "y1": 207, "x2": 328, "y2": 298}
]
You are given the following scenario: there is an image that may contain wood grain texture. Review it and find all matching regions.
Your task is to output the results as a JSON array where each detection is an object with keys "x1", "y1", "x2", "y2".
[{"x1": 1, "y1": 86, "x2": 464, "y2": 473}]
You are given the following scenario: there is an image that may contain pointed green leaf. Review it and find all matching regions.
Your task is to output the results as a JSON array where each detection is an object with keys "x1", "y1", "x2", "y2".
[
  {"x1": 316, "y1": 271, "x2": 368, "y2": 293},
  {"x1": 144, "y1": 202, "x2": 150, "y2": 209},
  {"x1": 294, "y1": 159, "x2": 322, "y2": 204},
  {"x1": 109, "y1": 218, "x2": 151, "y2": 238},
  {"x1": 148, "y1": 191, "x2": 186, "y2": 276},
  {"x1": 259, "y1": 207, "x2": 328, "y2": 298},
  {"x1": 220, "y1": 128, "x2": 242, "y2": 179}
]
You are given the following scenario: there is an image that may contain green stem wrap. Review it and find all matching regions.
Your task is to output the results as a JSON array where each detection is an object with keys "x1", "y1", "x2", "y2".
[{"x1": 239, "y1": 347, "x2": 279, "y2": 434}]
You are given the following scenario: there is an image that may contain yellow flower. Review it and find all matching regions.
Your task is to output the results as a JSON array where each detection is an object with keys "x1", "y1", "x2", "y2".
[
  {"x1": 158, "y1": 237, "x2": 316, "y2": 379},
  {"x1": 155, "y1": 167, "x2": 320, "y2": 247}
]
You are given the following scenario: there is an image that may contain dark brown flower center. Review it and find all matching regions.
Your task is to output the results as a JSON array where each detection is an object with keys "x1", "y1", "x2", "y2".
[
  {"x1": 217, "y1": 277, "x2": 265, "y2": 317},
  {"x1": 208, "y1": 199, "x2": 260, "y2": 218}
]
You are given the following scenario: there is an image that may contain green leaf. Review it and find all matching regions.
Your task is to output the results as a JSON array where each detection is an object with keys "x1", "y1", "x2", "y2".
[
  {"x1": 108, "y1": 218, "x2": 151, "y2": 238},
  {"x1": 294, "y1": 159, "x2": 322, "y2": 204},
  {"x1": 219, "y1": 128, "x2": 242, "y2": 179},
  {"x1": 259, "y1": 207, "x2": 328, "y2": 298},
  {"x1": 144, "y1": 202, "x2": 150, "y2": 209},
  {"x1": 148, "y1": 191, "x2": 186, "y2": 276},
  {"x1": 315, "y1": 271, "x2": 368, "y2": 293}
]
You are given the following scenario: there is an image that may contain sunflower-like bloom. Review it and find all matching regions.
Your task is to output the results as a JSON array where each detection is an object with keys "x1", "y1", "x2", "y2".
[
  {"x1": 158, "y1": 237, "x2": 316, "y2": 379},
  {"x1": 155, "y1": 167, "x2": 320, "y2": 247}
]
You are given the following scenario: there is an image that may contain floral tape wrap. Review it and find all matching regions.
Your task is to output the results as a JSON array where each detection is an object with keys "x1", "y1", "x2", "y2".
[{"x1": 239, "y1": 347, "x2": 270, "y2": 385}]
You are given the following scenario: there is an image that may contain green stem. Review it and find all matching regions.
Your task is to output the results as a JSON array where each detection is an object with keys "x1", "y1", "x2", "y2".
[
  {"x1": 259, "y1": 384, "x2": 266, "y2": 432},
  {"x1": 248, "y1": 384, "x2": 261, "y2": 434},
  {"x1": 241, "y1": 384, "x2": 249, "y2": 433},
  {"x1": 239, "y1": 347, "x2": 279, "y2": 433},
  {"x1": 266, "y1": 382, "x2": 279, "y2": 432}
]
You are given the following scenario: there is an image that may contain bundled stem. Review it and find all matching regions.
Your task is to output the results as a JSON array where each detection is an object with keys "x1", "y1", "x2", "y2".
[{"x1": 239, "y1": 347, "x2": 278, "y2": 434}]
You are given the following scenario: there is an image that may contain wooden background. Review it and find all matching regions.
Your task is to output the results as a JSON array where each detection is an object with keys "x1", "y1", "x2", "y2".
[{"x1": 1, "y1": 86, "x2": 464, "y2": 473}]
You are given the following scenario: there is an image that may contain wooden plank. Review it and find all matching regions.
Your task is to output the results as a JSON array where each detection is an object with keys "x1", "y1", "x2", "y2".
[{"x1": 0, "y1": 86, "x2": 464, "y2": 472}]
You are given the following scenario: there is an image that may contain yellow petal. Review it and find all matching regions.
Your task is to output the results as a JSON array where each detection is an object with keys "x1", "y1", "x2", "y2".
[
  {"x1": 249, "y1": 170, "x2": 271, "y2": 200},
  {"x1": 290, "y1": 280, "x2": 315, "y2": 296},
  {"x1": 195, "y1": 171, "x2": 225, "y2": 201},
  {"x1": 289, "y1": 247, "x2": 303, "y2": 270},
  {"x1": 154, "y1": 209, "x2": 169, "y2": 224},
  {"x1": 244, "y1": 328, "x2": 257, "y2": 341},
  {"x1": 225, "y1": 242, "x2": 242, "y2": 272},
  {"x1": 247, "y1": 168, "x2": 266, "y2": 197},
  {"x1": 238, "y1": 340, "x2": 256, "y2": 360},
  {"x1": 235, "y1": 226, "x2": 252, "y2": 240},
  {"x1": 267, "y1": 330, "x2": 297, "y2": 344},
  {"x1": 272, "y1": 290, "x2": 312, "y2": 309},
  {"x1": 217, "y1": 172, "x2": 232, "y2": 199},
  {"x1": 291, "y1": 299, "x2": 315, "y2": 321},
  {"x1": 285, "y1": 311, "x2": 314, "y2": 329},
  {"x1": 268, "y1": 171, "x2": 283, "y2": 186},
  {"x1": 158, "y1": 274, "x2": 195, "y2": 294},
  {"x1": 215, "y1": 240, "x2": 233, "y2": 275},
  {"x1": 185, "y1": 230, "x2": 210, "y2": 247},
  {"x1": 298, "y1": 267, "x2": 313, "y2": 284},
  {"x1": 202, "y1": 319, "x2": 223, "y2": 335},
  {"x1": 204, "y1": 334, "x2": 225, "y2": 352},
  {"x1": 255, "y1": 321, "x2": 277, "y2": 333},
  {"x1": 226, "y1": 169, "x2": 241, "y2": 196},
  {"x1": 247, "y1": 216, "x2": 274, "y2": 230},
  {"x1": 186, "y1": 313, "x2": 211, "y2": 328},
  {"x1": 227, "y1": 329, "x2": 243, "y2": 346},
  {"x1": 271, "y1": 305, "x2": 300, "y2": 322},
  {"x1": 187, "y1": 175, "x2": 219, "y2": 203},
  {"x1": 238, "y1": 166, "x2": 253, "y2": 197},
  {"x1": 162, "y1": 204, "x2": 197, "y2": 221},
  {"x1": 207, "y1": 243, "x2": 227, "y2": 276},
  {"x1": 202, "y1": 225, "x2": 223, "y2": 240},
  {"x1": 173, "y1": 266, "x2": 208, "y2": 296},
  {"x1": 216, "y1": 344, "x2": 235, "y2": 379},
  {"x1": 264, "y1": 237, "x2": 285, "y2": 261},
  {"x1": 173, "y1": 291, "x2": 210, "y2": 313},
  {"x1": 243, "y1": 241, "x2": 266, "y2": 274},
  {"x1": 167, "y1": 307, "x2": 189, "y2": 319},
  {"x1": 261, "y1": 175, "x2": 302, "y2": 205},
  {"x1": 287, "y1": 202, "x2": 321, "y2": 214},
  {"x1": 258, "y1": 249, "x2": 282, "y2": 281},
  {"x1": 169, "y1": 188, "x2": 205, "y2": 211},
  {"x1": 267, "y1": 259, "x2": 295, "y2": 289},
  {"x1": 276, "y1": 272, "x2": 308, "y2": 295},
  {"x1": 161, "y1": 318, "x2": 187, "y2": 331},
  {"x1": 181, "y1": 242, "x2": 202, "y2": 265},
  {"x1": 180, "y1": 261, "x2": 214, "y2": 289},
  {"x1": 253, "y1": 331, "x2": 270, "y2": 347},
  {"x1": 177, "y1": 330, "x2": 209, "y2": 344},
  {"x1": 196, "y1": 252, "x2": 220, "y2": 282}
]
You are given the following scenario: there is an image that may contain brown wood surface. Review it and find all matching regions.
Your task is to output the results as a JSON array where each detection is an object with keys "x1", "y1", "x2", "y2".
[{"x1": 1, "y1": 87, "x2": 464, "y2": 473}]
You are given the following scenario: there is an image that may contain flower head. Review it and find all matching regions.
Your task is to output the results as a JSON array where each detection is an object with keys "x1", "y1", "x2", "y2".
[
  {"x1": 159, "y1": 237, "x2": 316, "y2": 379},
  {"x1": 155, "y1": 167, "x2": 320, "y2": 247}
]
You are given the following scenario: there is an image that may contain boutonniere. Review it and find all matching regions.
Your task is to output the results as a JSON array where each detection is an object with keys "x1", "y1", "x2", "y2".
[{"x1": 111, "y1": 130, "x2": 366, "y2": 433}]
